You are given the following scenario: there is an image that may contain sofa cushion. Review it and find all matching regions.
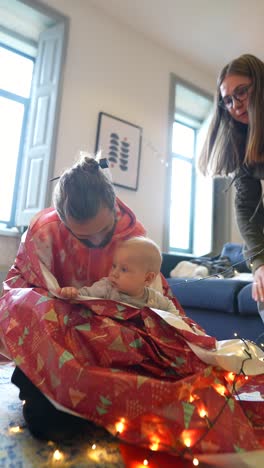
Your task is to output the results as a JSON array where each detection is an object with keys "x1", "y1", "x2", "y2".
[
  {"x1": 237, "y1": 283, "x2": 259, "y2": 316},
  {"x1": 184, "y1": 307, "x2": 263, "y2": 341},
  {"x1": 221, "y1": 242, "x2": 250, "y2": 273},
  {"x1": 167, "y1": 277, "x2": 249, "y2": 314}
]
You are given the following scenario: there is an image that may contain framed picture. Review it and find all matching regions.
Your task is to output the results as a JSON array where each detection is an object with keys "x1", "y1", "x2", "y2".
[{"x1": 95, "y1": 112, "x2": 142, "y2": 190}]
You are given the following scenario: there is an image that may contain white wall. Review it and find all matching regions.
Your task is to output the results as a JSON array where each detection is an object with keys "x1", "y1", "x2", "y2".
[
  {"x1": 0, "y1": 0, "x2": 217, "y2": 265},
  {"x1": 49, "y1": 0, "x2": 215, "y2": 240},
  {"x1": 0, "y1": 235, "x2": 20, "y2": 267}
]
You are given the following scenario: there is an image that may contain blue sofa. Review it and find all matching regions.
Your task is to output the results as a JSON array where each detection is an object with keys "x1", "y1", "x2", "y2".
[{"x1": 161, "y1": 243, "x2": 264, "y2": 342}]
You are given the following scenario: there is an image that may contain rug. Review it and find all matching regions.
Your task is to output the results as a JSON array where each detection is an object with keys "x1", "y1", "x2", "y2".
[{"x1": 0, "y1": 363, "x2": 124, "y2": 468}]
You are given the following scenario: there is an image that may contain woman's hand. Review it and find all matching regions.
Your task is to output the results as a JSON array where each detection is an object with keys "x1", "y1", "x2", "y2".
[
  {"x1": 252, "y1": 265, "x2": 264, "y2": 301},
  {"x1": 56, "y1": 287, "x2": 79, "y2": 299}
]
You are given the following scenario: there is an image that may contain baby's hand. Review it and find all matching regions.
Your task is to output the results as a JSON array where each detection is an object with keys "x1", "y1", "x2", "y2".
[{"x1": 56, "y1": 287, "x2": 79, "y2": 299}]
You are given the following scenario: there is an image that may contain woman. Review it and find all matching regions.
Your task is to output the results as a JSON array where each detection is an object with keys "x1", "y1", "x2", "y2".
[{"x1": 199, "y1": 54, "x2": 264, "y2": 316}]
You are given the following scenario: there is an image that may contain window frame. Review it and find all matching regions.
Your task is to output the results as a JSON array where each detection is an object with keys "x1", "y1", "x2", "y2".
[
  {"x1": 169, "y1": 120, "x2": 197, "y2": 253},
  {"x1": 0, "y1": 42, "x2": 34, "y2": 227},
  {"x1": 164, "y1": 74, "x2": 213, "y2": 255},
  {"x1": 0, "y1": 0, "x2": 69, "y2": 235}
]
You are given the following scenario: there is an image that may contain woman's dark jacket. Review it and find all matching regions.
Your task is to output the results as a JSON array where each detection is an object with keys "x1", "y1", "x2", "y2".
[{"x1": 234, "y1": 162, "x2": 264, "y2": 272}]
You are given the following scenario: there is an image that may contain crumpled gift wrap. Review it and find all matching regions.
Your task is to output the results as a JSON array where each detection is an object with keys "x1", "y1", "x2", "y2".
[{"x1": 1, "y1": 287, "x2": 264, "y2": 455}]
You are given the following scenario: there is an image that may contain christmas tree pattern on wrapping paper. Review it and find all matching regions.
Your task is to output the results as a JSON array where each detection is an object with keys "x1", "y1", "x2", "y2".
[
  {"x1": 182, "y1": 401, "x2": 195, "y2": 429},
  {"x1": 69, "y1": 387, "x2": 87, "y2": 408},
  {"x1": 1, "y1": 285, "x2": 264, "y2": 455},
  {"x1": 96, "y1": 395, "x2": 112, "y2": 415},
  {"x1": 18, "y1": 327, "x2": 29, "y2": 346}
]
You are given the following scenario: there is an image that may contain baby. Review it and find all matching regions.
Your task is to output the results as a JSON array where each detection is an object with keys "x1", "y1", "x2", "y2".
[{"x1": 57, "y1": 236, "x2": 179, "y2": 315}]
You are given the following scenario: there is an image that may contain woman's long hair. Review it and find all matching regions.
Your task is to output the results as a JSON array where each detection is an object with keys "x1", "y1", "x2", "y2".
[{"x1": 199, "y1": 54, "x2": 264, "y2": 176}]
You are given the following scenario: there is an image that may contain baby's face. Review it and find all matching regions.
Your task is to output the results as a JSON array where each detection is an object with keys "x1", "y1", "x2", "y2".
[{"x1": 108, "y1": 246, "x2": 148, "y2": 296}]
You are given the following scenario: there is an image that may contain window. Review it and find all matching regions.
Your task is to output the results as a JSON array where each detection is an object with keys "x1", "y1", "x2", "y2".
[
  {"x1": 165, "y1": 76, "x2": 213, "y2": 255},
  {"x1": 0, "y1": 44, "x2": 34, "y2": 226},
  {"x1": 0, "y1": 0, "x2": 68, "y2": 233},
  {"x1": 170, "y1": 121, "x2": 195, "y2": 251}
]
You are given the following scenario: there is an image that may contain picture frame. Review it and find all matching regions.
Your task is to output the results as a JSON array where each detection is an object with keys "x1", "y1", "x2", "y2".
[{"x1": 95, "y1": 112, "x2": 142, "y2": 190}]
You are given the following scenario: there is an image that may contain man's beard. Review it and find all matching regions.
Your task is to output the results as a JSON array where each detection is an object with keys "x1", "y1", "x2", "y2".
[{"x1": 78, "y1": 216, "x2": 117, "y2": 249}]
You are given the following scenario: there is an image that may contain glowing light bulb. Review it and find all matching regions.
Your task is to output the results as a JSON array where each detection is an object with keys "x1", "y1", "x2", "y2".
[
  {"x1": 9, "y1": 426, "x2": 21, "y2": 433},
  {"x1": 150, "y1": 436, "x2": 160, "y2": 451},
  {"x1": 91, "y1": 444, "x2": 96, "y2": 450},
  {"x1": 193, "y1": 457, "x2": 199, "y2": 466},
  {"x1": 115, "y1": 421, "x2": 125, "y2": 434},
  {"x1": 150, "y1": 441, "x2": 159, "y2": 451},
  {"x1": 143, "y1": 460, "x2": 149, "y2": 466},
  {"x1": 115, "y1": 419, "x2": 125, "y2": 434},
  {"x1": 226, "y1": 372, "x2": 235, "y2": 382},
  {"x1": 213, "y1": 383, "x2": 226, "y2": 396},
  {"x1": 53, "y1": 449, "x2": 64, "y2": 462},
  {"x1": 184, "y1": 438, "x2": 191, "y2": 447},
  {"x1": 199, "y1": 408, "x2": 207, "y2": 418}
]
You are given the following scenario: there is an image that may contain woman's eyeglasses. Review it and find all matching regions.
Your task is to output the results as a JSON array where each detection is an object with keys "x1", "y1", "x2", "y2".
[{"x1": 219, "y1": 84, "x2": 252, "y2": 110}]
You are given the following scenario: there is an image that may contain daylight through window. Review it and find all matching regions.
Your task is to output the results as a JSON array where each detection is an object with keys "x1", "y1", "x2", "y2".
[
  {"x1": 166, "y1": 77, "x2": 213, "y2": 255},
  {"x1": 0, "y1": 44, "x2": 34, "y2": 226}
]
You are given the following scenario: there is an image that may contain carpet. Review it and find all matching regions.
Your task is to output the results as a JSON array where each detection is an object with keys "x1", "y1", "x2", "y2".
[{"x1": 0, "y1": 363, "x2": 124, "y2": 468}]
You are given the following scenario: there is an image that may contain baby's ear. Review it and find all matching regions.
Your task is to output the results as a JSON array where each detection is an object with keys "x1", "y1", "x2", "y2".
[{"x1": 145, "y1": 271, "x2": 157, "y2": 285}]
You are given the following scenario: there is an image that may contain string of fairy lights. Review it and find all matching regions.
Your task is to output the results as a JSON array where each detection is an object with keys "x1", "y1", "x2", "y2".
[
  {"x1": 112, "y1": 338, "x2": 262, "y2": 466},
  {"x1": 6, "y1": 259, "x2": 264, "y2": 461},
  {"x1": 8, "y1": 148, "x2": 264, "y2": 465},
  {"x1": 7, "y1": 334, "x2": 264, "y2": 467},
  {"x1": 6, "y1": 238, "x2": 264, "y2": 465}
]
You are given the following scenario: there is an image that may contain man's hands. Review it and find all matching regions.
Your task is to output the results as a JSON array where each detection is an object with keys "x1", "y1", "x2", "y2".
[
  {"x1": 252, "y1": 265, "x2": 264, "y2": 301},
  {"x1": 56, "y1": 286, "x2": 79, "y2": 299}
]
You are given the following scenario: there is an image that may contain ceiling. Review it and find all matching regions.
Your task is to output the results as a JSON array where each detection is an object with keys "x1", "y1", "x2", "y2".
[{"x1": 90, "y1": 0, "x2": 264, "y2": 77}]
